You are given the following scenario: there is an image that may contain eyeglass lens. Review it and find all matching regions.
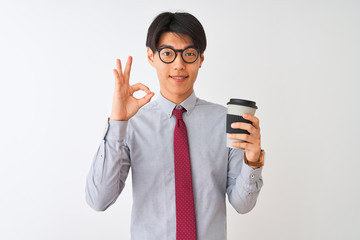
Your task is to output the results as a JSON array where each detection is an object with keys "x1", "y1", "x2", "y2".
[{"x1": 159, "y1": 48, "x2": 198, "y2": 63}]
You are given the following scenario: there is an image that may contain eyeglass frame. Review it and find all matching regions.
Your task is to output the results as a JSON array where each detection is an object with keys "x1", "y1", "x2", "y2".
[{"x1": 155, "y1": 46, "x2": 201, "y2": 64}]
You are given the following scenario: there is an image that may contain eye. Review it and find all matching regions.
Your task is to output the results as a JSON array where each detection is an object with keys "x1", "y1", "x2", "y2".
[
  {"x1": 160, "y1": 48, "x2": 174, "y2": 57},
  {"x1": 183, "y1": 48, "x2": 198, "y2": 58},
  {"x1": 185, "y1": 52, "x2": 196, "y2": 57},
  {"x1": 163, "y1": 51, "x2": 172, "y2": 56}
]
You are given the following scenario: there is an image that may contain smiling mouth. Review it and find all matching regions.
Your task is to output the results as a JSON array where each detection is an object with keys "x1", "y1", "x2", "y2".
[{"x1": 170, "y1": 76, "x2": 189, "y2": 82}]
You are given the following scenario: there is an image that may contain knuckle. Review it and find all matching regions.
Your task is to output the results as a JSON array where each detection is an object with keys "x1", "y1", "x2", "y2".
[{"x1": 249, "y1": 126, "x2": 255, "y2": 133}]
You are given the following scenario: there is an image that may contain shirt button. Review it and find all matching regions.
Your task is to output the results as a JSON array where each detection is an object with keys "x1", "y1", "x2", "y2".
[
  {"x1": 251, "y1": 174, "x2": 255, "y2": 178},
  {"x1": 100, "y1": 154, "x2": 103, "y2": 158}
]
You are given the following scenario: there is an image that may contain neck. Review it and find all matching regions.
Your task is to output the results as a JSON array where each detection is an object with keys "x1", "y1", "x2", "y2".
[{"x1": 160, "y1": 90, "x2": 193, "y2": 104}]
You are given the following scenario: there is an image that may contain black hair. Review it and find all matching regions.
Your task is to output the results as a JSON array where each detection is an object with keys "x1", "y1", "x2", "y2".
[{"x1": 146, "y1": 12, "x2": 207, "y2": 53}]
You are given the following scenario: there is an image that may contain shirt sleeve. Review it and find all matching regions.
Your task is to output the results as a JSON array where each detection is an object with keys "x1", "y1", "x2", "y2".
[
  {"x1": 85, "y1": 118, "x2": 131, "y2": 211},
  {"x1": 226, "y1": 147, "x2": 264, "y2": 214}
]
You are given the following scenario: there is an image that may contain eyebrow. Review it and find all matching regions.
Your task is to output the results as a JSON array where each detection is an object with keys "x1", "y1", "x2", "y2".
[{"x1": 158, "y1": 44, "x2": 195, "y2": 49}]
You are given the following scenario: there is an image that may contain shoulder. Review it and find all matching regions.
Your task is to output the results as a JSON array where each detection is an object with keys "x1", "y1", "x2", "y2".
[
  {"x1": 195, "y1": 97, "x2": 227, "y2": 114},
  {"x1": 192, "y1": 97, "x2": 227, "y2": 124}
]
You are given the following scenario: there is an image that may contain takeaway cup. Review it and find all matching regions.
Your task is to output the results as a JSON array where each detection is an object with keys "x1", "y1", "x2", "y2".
[{"x1": 226, "y1": 99, "x2": 258, "y2": 149}]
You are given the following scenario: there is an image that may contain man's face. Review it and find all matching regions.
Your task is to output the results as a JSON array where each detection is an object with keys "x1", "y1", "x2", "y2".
[{"x1": 147, "y1": 32, "x2": 204, "y2": 103}]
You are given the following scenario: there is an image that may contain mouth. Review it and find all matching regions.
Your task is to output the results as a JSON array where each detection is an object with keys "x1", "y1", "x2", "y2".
[{"x1": 170, "y1": 75, "x2": 189, "y2": 82}]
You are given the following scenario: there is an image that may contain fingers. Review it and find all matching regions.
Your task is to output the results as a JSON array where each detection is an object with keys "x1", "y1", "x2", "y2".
[
  {"x1": 230, "y1": 114, "x2": 262, "y2": 161},
  {"x1": 228, "y1": 133, "x2": 258, "y2": 144},
  {"x1": 115, "y1": 58, "x2": 123, "y2": 81},
  {"x1": 116, "y1": 58, "x2": 123, "y2": 75},
  {"x1": 114, "y1": 57, "x2": 132, "y2": 85},
  {"x1": 231, "y1": 122, "x2": 256, "y2": 134},
  {"x1": 229, "y1": 114, "x2": 261, "y2": 151},
  {"x1": 230, "y1": 138, "x2": 260, "y2": 153},
  {"x1": 130, "y1": 83, "x2": 151, "y2": 94},
  {"x1": 137, "y1": 92, "x2": 155, "y2": 108},
  {"x1": 231, "y1": 141, "x2": 257, "y2": 150},
  {"x1": 113, "y1": 59, "x2": 124, "y2": 91},
  {"x1": 130, "y1": 83, "x2": 154, "y2": 107},
  {"x1": 124, "y1": 56, "x2": 132, "y2": 82},
  {"x1": 113, "y1": 68, "x2": 119, "y2": 82},
  {"x1": 243, "y1": 113, "x2": 260, "y2": 129}
]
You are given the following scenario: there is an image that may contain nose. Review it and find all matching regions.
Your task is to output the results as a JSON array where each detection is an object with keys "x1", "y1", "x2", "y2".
[{"x1": 172, "y1": 52, "x2": 185, "y2": 70}]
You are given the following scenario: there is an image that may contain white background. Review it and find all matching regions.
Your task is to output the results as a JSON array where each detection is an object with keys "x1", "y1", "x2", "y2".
[{"x1": 1, "y1": 0, "x2": 359, "y2": 239}]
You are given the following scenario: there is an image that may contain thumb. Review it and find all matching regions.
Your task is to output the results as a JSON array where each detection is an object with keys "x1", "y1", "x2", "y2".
[{"x1": 137, "y1": 92, "x2": 155, "y2": 108}]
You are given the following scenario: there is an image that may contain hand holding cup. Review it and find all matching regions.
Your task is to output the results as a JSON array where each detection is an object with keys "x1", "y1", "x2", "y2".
[
  {"x1": 228, "y1": 113, "x2": 261, "y2": 163},
  {"x1": 226, "y1": 99, "x2": 262, "y2": 163}
]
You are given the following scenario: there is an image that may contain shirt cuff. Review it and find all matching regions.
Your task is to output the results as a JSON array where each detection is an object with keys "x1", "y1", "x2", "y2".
[
  {"x1": 240, "y1": 160, "x2": 263, "y2": 183},
  {"x1": 102, "y1": 118, "x2": 128, "y2": 141}
]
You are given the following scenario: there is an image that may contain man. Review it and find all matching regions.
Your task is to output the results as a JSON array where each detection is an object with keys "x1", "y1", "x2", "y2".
[{"x1": 86, "y1": 12, "x2": 264, "y2": 240}]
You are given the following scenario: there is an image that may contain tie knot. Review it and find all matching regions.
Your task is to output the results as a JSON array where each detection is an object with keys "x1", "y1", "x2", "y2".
[{"x1": 172, "y1": 107, "x2": 187, "y2": 120}]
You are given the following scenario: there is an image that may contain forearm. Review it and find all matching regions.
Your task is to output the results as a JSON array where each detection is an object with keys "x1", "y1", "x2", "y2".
[
  {"x1": 85, "y1": 119, "x2": 130, "y2": 211},
  {"x1": 226, "y1": 148, "x2": 263, "y2": 214},
  {"x1": 227, "y1": 163, "x2": 263, "y2": 214}
]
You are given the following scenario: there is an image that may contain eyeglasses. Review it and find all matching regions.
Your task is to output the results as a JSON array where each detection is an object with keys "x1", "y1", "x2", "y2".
[{"x1": 156, "y1": 46, "x2": 200, "y2": 64}]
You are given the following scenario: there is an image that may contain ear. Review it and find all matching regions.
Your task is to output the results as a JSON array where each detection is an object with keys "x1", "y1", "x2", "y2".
[
  {"x1": 147, "y1": 47, "x2": 155, "y2": 67},
  {"x1": 199, "y1": 53, "x2": 204, "y2": 68}
]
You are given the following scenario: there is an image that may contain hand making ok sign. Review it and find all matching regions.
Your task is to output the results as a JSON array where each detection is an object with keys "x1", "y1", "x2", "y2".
[{"x1": 110, "y1": 57, "x2": 155, "y2": 121}]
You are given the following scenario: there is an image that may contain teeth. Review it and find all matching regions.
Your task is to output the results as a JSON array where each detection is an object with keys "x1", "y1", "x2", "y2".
[{"x1": 172, "y1": 76, "x2": 186, "y2": 79}]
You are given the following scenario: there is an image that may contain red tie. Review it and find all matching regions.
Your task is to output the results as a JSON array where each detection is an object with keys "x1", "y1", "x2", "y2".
[{"x1": 173, "y1": 107, "x2": 197, "y2": 240}]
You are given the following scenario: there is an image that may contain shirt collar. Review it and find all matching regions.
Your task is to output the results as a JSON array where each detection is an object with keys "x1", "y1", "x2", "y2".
[{"x1": 157, "y1": 91, "x2": 197, "y2": 118}]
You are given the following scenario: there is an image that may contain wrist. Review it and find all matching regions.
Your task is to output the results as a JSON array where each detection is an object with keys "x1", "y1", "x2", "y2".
[
  {"x1": 109, "y1": 114, "x2": 128, "y2": 121},
  {"x1": 244, "y1": 149, "x2": 265, "y2": 168}
]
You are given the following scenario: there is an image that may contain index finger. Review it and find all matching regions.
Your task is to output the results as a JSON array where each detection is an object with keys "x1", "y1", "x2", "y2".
[
  {"x1": 130, "y1": 83, "x2": 151, "y2": 95},
  {"x1": 243, "y1": 113, "x2": 260, "y2": 129}
]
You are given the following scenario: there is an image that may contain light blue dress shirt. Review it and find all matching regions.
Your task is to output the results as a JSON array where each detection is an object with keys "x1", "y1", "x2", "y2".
[{"x1": 86, "y1": 91, "x2": 263, "y2": 240}]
